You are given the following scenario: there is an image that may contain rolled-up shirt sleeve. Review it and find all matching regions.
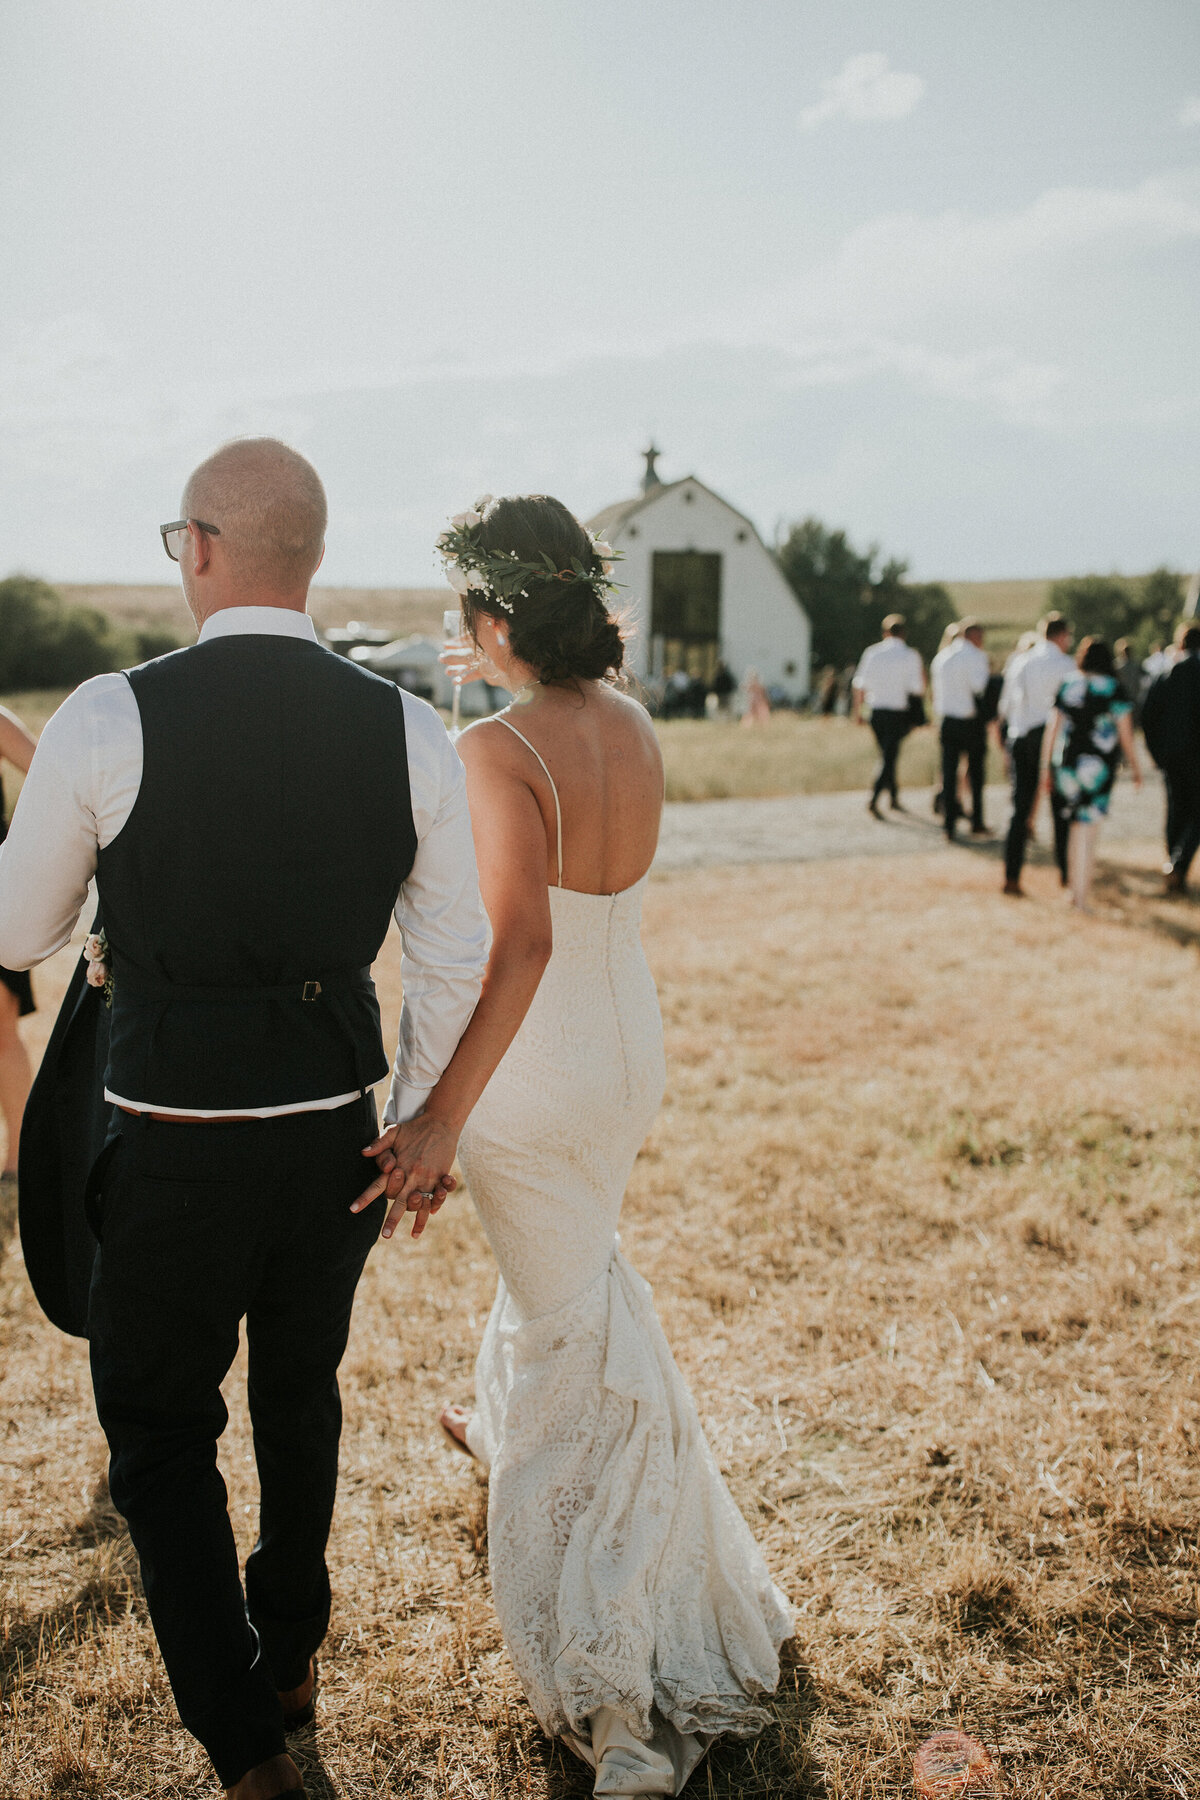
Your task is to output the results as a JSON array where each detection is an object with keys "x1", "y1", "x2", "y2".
[
  {"x1": 386, "y1": 695, "x2": 489, "y2": 1125},
  {"x1": 0, "y1": 675, "x2": 140, "y2": 968}
]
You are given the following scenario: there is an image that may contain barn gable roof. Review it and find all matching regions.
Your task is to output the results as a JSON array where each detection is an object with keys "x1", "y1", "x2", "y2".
[{"x1": 586, "y1": 477, "x2": 768, "y2": 550}]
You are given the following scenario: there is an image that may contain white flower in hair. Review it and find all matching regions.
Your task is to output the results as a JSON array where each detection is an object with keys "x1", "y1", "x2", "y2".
[
  {"x1": 451, "y1": 510, "x2": 482, "y2": 529},
  {"x1": 592, "y1": 539, "x2": 614, "y2": 559},
  {"x1": 466, "y1": 568, "x2": 488, "y2": 589},
  {"x1": 446, "y1": 564, "x2": 470, "y2": 594},
  {"x1": 474, "y1": 494, "x2": 494, "y2": 510}
]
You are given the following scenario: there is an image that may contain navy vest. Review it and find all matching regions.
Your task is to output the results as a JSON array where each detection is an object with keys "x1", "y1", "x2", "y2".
[{"x1": 96, "y1": 634, "x2": 417, "y2": 1111}]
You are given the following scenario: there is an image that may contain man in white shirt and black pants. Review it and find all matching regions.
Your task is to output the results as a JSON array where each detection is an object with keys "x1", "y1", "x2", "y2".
[
  {"x1": 0, "y1": 441, "x2": 490, "y2": 1800},
  {"x1": 996, "y1": 611, "x2": 1076, "y2": 894},
  {"x1": 931, "y1": 619, "x2": 991, "y2": 841},
  {"x1": 852, "y1": 613, "x2": 927, "y2": 818}
]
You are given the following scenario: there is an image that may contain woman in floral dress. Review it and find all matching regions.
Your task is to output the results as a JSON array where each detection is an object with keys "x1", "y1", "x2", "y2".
[{"x1": 1042, "y1": 636, "x2": 1143, "y2": 910}]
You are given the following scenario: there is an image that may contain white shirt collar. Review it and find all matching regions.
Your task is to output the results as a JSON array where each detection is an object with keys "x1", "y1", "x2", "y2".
[{"x1": 197, "y1": 606, "x2": 319, "y2": 646}]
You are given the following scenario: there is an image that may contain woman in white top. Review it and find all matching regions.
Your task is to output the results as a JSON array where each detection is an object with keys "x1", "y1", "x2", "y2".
[{"x1": 359, "y1": 494, "x2": 791, "y2": 1796}]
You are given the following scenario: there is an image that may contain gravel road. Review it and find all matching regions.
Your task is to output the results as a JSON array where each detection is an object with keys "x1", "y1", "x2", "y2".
[{"x1": 654, "y1": 773, "x2": 1164, "y2": 872}]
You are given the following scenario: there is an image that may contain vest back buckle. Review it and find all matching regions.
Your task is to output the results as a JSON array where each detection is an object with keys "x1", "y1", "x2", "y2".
[{"x1": 301, "y1": 980, "x2": 322, "y2": 1002}]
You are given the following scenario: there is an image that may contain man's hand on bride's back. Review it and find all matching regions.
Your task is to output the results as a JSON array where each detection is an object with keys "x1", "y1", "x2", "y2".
[{"x1": 352, "y1": 1116, "x2": 459, "y2": 1241}]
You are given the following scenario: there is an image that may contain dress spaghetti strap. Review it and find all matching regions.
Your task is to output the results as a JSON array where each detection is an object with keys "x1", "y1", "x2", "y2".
[{"x1": 492, "y1": 715, "x2": 564, "y2": 887}]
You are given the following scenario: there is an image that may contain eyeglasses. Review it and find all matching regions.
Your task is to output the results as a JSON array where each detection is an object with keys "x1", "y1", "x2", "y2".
[{"x1": 160, "y1": 518, "x2": 221, "y2": 562}]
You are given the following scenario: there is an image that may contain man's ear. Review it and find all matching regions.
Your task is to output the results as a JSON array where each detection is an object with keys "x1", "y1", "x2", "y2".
[
  {"x1": 313, "y1": 542, "x2": 325, "y2": 576},
  {"x1": 190, "y1": 521, "x2": 215, "y2": 577}
]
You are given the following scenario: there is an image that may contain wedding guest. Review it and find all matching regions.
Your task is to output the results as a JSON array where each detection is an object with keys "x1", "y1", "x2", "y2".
[
  {"x1": 1114, "y1": 638, "x2": 1146, "y2": 719},
  {"x1": 1141, "y1": 621, "x2": 1200, "y2": 894},
  {"x1": 709, "y1": 660, "x2": 736, "y2": 715},
  {"x1": 930, "y1": 622, "x2": 961, "y2": 818},
  {"x1": 852, "y1": 614, "x2": 926, "y2": 818},
  {"x1": 1042, "y1": 636, "x2": 1142, "y2": 912},
  {"x1": 997, "y1": 613, "x2": 1076, "y2": 896},
  {"x1": 741, "y1": 667, "x2": 770, "y2": 726},
  {"x1": 0, "y1": 704, "x2": 39, "y2": 1190},
  {"x1": 931, "y1": 619, "x2": 990, "y2": 840}
]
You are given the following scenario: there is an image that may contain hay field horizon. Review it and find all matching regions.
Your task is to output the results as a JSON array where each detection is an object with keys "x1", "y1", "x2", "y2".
[
  {"x1": 51, "y1": 572, "x2": 1160, "y2": 650},
  {"x1": 2, "y1": 845, "x2": 1198, "y2": 1797}
]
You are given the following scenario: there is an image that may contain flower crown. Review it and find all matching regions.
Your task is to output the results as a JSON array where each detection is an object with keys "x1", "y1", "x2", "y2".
[{"x1": 437, "y1": 496, "x2": 620, "y2": 615}]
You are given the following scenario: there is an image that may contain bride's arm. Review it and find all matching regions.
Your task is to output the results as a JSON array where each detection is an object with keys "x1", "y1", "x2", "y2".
[{"x1": 355, "y1": 723, "x2": 553, "y2": 1238}]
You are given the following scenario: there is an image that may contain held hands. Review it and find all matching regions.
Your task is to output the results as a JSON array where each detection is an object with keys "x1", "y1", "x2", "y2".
[{"x1": 353, "y1": 1115, "x2": 460, "y2": 1241}]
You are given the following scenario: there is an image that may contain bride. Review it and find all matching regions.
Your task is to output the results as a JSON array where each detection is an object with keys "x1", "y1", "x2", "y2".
[{"x1": 356, "y1": 494, "x2": 792, "y2": 1795}]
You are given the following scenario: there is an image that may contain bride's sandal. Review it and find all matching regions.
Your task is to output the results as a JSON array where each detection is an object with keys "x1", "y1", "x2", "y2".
[
  {"x1": 439, "y1": 1403, "x2": 480, "y2": 1460},
  {"x1": 588, "y1": 1709, "x2": 677, "y2": 1797}
]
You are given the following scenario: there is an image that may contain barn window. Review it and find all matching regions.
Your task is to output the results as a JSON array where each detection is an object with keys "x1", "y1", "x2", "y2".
[{"x1": 650, "y1": 550, "x2": 722, "y2": 684}]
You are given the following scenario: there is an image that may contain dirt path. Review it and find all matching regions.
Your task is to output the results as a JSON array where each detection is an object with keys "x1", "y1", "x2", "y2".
[{"x1": 655, "y1": 772, "x2": 1165, "y2": 870}]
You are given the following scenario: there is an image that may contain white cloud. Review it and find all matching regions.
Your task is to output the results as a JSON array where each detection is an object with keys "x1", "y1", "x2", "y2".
[
  {"x1": 1180, "y1": 95, "x2": 1200, "y2": 128},
  {"x1": 800, "y1": 53, "x2": 925, "y2": 131}
]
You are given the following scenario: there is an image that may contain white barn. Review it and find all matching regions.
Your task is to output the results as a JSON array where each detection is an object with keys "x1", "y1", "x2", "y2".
[{"x1": 588, "y1": 449, "x2": 811, "y2": 703}]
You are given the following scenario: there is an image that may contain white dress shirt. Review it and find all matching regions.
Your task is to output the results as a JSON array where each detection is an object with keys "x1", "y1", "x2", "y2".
[
  {"x1": 851, "y1": 637, "x2": 926, "y2": 712},
  {"x1": 0, "y1": 606, "x2": 490, "y2": 1123},
  {"x1": 931, "y1": 638, "x2": 989, "y2": 720},
  {"x1": 997, "y1": 638, "x2": 1078, "y2": 740}
]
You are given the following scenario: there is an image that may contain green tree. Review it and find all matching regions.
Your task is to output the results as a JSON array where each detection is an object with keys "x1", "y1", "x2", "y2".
[
  {"x1": 893, "y1": 581, "x2": 958, "y2": 665},
  {"x1": 1047, "y1": 575, "x2": 1138, "y2": 646},
  {"x1": 1132, "y1": 567, "x2": 1185, "y2": 656},
  {"x1": 0, "y1": 575, "x2": 173, "y2": 688},
  {"x1": 1048, "y1": 568, "x2": 1186, "y2": 659},
  {"x1": 776, "y1": 518, "x2": 955, "y2": 669}
]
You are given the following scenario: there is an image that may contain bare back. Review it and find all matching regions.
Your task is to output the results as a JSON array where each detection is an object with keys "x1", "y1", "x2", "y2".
[{"x1": 460, "y1": 682, "x2": 663, "y2": 895}]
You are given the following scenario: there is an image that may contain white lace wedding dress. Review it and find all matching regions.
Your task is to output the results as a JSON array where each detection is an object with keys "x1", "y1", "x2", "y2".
[{"x1": 455, "y1": 719, "x2": 792, "y2": 1795}]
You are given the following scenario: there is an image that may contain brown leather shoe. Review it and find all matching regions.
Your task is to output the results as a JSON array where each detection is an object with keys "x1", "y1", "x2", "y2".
[
  {"x1": 224, "y1": 1753, "x2": 306, "y2": 1800},
  {"x1": 1002, "y1": 879, "x2": 1024, "y2": 897},
  {"x1": 280, "y1": 1656, "x2": 317, "y2": 1731}
]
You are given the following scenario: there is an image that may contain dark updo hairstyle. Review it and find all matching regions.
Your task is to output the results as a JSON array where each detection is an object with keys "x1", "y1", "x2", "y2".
[
  {"x1": 1077, "y1": 635, "x2": 1115, "y2": 676},
  {"x1": 460, "y1": 494, "x2": 625, "y2": 685}
]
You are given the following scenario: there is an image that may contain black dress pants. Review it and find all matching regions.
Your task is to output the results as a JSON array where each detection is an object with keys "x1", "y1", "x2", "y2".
[
  {"x1": 1164, "y1": 757, "x2": 1200, "y2": 880},
  {"x1": 869, "y1": 708, "x2": 910, "y2": 805},
  {"x1": 87, "y1": 1096, "x2": 382, "y2": 1788},
  {"x1": 941, "y1": 717, "x2": 986, "y2": 837},
  {"x1": 1005, "y1": 726, "x2": 1069, "y2": 881}
]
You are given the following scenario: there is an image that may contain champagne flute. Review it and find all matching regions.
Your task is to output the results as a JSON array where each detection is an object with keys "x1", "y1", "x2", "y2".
[{"x1": 443, "y1": 608, "x2": 468, "y2": 738}]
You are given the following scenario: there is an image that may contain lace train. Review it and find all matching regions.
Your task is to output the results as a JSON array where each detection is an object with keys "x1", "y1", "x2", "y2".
[{"x1": 466, "y1": 1248, "x2": 793, "y2": 1765}]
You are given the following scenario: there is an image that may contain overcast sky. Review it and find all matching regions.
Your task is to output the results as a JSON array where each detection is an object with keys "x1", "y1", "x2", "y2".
[{"x1": 3, "y1": 1, "x2": 1199, "y2": 586}]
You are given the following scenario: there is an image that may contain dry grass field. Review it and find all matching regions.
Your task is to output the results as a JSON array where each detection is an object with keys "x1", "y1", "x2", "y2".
[
  {"x1": 943, "y1": 581, "x2": 1054, "y2": 632},
  {"x1": 0, "y1": 694, "x2": 995, "y2": 809},
  {"x1": 2, "y1": 847, "x2": 1199, "y2": 1797},
  {"x1": 657, "y1": 716, "x2": 1004, "y2": 803},
  {"x1": 57, "y1": 586, "x2": 451, "y2": 644}
]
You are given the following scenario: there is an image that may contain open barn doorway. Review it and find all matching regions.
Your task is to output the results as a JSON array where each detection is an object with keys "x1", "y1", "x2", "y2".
[{"x1": 649, "y1": 550, "x2": 722, "y2": 683}]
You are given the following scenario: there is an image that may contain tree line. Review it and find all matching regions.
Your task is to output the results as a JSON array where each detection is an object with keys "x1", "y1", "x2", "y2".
[
  {"x1": 775, "y1": 518, "x2": 1189, "y2": 670},
  {"x1": 0, "y1": 577, "x2": 180, "y2": 690}
]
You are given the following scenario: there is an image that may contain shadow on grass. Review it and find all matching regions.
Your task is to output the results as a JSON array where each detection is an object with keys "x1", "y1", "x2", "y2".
[
  {"x1": 1092, "y1": 859, "x2": 1200, "y2": 951},
  {"x1": 0, "y1": 1171, "x2": 17, "y2": 1269},
  {"x1": 0, "y1": 1472, "x2": 138, "y2": 1699},
  {"x1": 290, "y1": 1727, "x2": 343, "y2": 1800}
]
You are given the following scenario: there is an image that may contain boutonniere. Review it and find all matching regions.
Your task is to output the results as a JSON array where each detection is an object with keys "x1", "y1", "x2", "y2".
[{"x1": 84, "y1": 931, "x2": 114, "y2": 1009}]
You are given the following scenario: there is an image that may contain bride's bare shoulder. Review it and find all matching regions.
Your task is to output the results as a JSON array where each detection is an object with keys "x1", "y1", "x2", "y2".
[{"x1": 600, "y1": 683, "x2": 662, "y2": 754}]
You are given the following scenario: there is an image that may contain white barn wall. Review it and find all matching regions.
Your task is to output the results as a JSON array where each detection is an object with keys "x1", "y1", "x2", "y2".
[{"x1": 598, "y1": 480, "x2": 811, "y2": 701}]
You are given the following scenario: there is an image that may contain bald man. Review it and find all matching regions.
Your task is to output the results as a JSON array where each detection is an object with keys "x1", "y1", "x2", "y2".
[{"x1": 0, "y1": 441, "x2": 489, "y2": 1800}]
